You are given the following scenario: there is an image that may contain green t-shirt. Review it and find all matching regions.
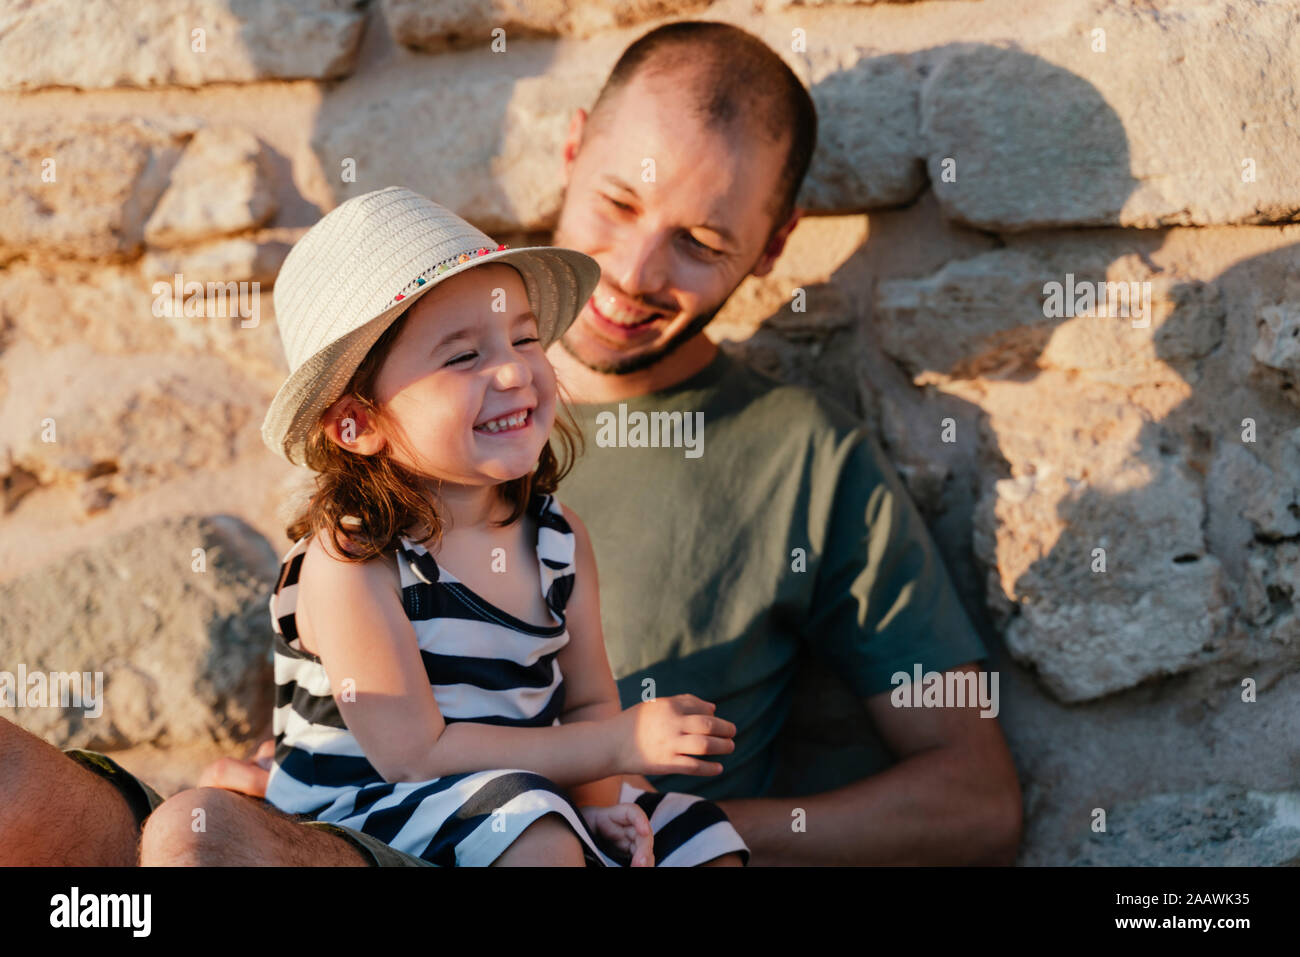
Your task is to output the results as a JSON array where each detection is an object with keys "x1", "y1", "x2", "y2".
[{"x1": 558, "y1": 347, "x2": 987, "y2": 801}]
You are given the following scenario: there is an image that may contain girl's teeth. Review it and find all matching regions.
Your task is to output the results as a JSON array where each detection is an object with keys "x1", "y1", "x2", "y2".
[{"x1": 478, "y1": 411, "x2": 527, "y2": 432}]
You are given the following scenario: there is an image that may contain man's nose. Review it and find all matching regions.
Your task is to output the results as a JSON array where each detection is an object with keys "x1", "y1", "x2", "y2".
[{"x1": 610, "y1": 228, "x2": 668, "y2": 299}]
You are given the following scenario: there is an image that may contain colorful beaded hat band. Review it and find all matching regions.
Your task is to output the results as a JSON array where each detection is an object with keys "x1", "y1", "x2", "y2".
[{"x1": 390, "y1": 243, "x2": 510, "y2": 305}]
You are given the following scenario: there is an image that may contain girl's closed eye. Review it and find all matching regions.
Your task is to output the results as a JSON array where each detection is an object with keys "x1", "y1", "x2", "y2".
[{"x1": 445, "y1": 336, "x2": 539, "y2": 367}]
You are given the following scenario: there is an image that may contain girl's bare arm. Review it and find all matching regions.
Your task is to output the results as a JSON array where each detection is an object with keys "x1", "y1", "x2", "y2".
[
  {"x1": 298, "y1": 534, "x2": 621, "y2": 789},
  {"x1": 554, "y1": 505, "x2": 625, "y2": 807},
  {"x1": 198, "y1": 523, "x2": 727, "y2": 799}
]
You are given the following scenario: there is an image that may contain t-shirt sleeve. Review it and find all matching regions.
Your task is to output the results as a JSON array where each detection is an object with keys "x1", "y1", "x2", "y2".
[{"x1": 802, "y1": 425, "x2": 987, "y2": 699}]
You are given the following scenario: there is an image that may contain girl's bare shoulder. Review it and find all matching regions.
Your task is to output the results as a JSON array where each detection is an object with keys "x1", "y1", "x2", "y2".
[
  {"x1": 556, "y1": 503, "x2": 594, "y2": 569},
  {"x1": 303, "y1": 531, "x2": 401, "y2": 591},
  {"x1": 294, "y1": 532, "x2": 402, "y2": 656}
]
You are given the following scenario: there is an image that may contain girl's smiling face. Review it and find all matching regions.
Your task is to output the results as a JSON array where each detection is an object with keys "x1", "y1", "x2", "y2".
[{"x1": 369, "y1": 263, "x2": 556, "y2": 488}]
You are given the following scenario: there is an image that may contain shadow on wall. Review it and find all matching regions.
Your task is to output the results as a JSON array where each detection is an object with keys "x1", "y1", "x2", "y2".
[
  {"x1": 992, "y1": 246, "x2": 1300, "y2": 706},
  {"x1": 769, "y1": 42, "x2": 1138, "y2": 801},
  {"x1": 767, "y1": 43, "x2": 1298, "y2": 863},
  {"x1": 1022, "y1": 241, "x2": 1300, "y2": 866}
]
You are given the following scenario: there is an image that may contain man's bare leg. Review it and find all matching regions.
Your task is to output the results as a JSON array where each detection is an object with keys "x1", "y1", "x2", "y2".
[
  {"x1": 140, "y1": 788, "x2": 368, "y2": 866},
  {"x1": 143, "y1": 789, "x2": 589, "y2": 866},
  {"x1": 0, "y1": 717, "x2": 140, "y2": 866}
]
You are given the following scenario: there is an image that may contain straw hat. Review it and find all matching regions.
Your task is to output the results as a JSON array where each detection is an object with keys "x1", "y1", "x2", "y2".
[{"x1": 261, "y1": 186, "x2": 600, "y2": 467}]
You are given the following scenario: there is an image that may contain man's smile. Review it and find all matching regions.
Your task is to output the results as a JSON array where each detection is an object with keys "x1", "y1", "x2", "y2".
[{"x1": 586, "y1": 295, "x2": 669, "y2": 342}]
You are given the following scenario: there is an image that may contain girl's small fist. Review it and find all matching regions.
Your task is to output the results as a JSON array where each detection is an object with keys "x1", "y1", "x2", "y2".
[{"x1": 614, "y1": 693, "x2": 736, "y2": 777}]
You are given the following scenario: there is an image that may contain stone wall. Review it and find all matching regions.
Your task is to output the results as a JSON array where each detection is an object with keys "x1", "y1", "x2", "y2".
[{"x1": 1, "y1": 0, "x2": 1297, "y2": 864}]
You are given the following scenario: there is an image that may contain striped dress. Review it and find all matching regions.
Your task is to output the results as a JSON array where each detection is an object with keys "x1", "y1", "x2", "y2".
[{"x1": 265, "y1": 491, "x2": 750, "y2": 867}]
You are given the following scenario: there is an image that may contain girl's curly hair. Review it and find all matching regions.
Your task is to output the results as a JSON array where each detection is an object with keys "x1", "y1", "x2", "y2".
[{"x1": 284, "y1": 305, "x2": 583, "y2": 562}]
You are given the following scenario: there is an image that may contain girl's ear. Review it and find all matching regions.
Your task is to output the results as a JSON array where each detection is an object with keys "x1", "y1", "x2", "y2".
[{"x1": 321, "y1": 395, "x2": 385, "y2": 455}]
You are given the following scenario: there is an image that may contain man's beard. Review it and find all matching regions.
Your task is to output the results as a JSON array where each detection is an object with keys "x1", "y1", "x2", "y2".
[{"x1": 558, "y1": 302, "x2": 723, "y2": 376}]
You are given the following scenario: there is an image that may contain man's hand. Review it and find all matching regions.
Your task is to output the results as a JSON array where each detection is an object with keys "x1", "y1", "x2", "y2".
[
  {"x1": 197, "y1": 739, "x2": 273, "y2": 797},
  {"x1": 716, "y1": 663, "x2": 1021, "y2": 865},
  {"x1": 578, "y1": 803, "x2": 654, "y2": 867}
]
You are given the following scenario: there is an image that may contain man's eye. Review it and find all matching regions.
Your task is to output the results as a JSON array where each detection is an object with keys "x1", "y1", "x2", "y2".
[
  {"x1": 445, "y1": 351, "x2": 477, "y2": 366},
  {"x1": 604, "y1": 195, "x2": 634, "y2": 213},
  {"x1": 685, "y1": 233, "x2": 722, "y2": 256}
]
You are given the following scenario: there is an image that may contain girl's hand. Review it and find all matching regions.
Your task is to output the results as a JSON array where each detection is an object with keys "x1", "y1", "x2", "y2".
[
  {"x1": 196, "y1": 738, "x2": 274, "y2": 796},
  {"x1": 579, "y1": 803, "x2": 654, "y2": 867},
  {"x1": 612, "y1": 694, "x2": 736, "y2": 776}
]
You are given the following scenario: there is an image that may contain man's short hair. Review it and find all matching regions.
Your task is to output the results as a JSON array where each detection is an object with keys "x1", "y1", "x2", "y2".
[{"x1": 585, "y1": 20, "x2": 818, "y2": 237}]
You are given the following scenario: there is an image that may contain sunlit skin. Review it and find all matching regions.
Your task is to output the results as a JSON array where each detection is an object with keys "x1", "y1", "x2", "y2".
[
  {"x1": 547, "y1": 68, "x2": 802, "y2": 402},
  {"x1": 318, "y1": 263, "x2": 554, "y2": 531}
]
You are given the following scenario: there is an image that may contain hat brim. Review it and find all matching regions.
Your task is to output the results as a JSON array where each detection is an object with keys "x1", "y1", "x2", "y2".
[{"x1": 261, "y1": 244, "x2": 600, "y2": 467}]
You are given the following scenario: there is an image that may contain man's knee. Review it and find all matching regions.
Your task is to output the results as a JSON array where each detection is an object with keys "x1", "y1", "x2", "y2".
[
  {"x1": 140, "y1": 788, "x2": 238, "y2": 866},
  {"x1": 140, "y1": 788, "x2": 366, "y2": 866}
]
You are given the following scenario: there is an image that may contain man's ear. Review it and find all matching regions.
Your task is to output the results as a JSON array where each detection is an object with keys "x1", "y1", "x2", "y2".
[
  {"x1": 750, "y1": 206, "x2": 802, "y2": 279},
  {"x1": 561, "y1": 108, "x2": 588, "y2": 186},
  {"x1": 321, "y1": 395, "x2": 385, "y2": 455}
]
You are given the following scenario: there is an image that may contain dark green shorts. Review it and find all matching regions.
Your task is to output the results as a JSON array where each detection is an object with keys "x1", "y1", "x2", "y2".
[{"x1": 64, "y1": 748, "x2": 433, "y2": 867}]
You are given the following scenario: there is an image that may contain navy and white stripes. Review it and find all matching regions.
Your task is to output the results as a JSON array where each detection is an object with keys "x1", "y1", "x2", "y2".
[{"x1": 264, "y1": 491, "x2": 749, "y2": 866}]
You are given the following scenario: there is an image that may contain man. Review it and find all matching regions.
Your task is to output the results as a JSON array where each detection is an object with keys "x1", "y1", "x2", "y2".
[
  {"x1": 540, "y1": 22, "x2": 1020, "y2": 865},
  {"x1": 0, "y1": 21, "x2": 1020, "y2": 866}
]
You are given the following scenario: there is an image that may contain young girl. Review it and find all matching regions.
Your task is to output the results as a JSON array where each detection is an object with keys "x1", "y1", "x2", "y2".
[{"x1": 259, "y1": 187, "x2": 749, "y2": 867}]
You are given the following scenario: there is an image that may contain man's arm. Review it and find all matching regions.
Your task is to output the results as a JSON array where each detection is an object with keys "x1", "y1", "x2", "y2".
[
  {"x1": 716, "y1": 420, "x2": 1020, "y2": 866},
  {"x1": 714, "y1": 663, "x2": 1021, "y2": 865}
]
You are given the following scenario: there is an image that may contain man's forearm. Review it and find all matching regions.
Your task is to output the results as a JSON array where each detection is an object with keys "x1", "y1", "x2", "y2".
[
  {"x1": 567, "y1": 775, "x2": 622, "y2": 807},
  {"x1": 716, "y1": 745, "x2": 1020, "y2": 866}
]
